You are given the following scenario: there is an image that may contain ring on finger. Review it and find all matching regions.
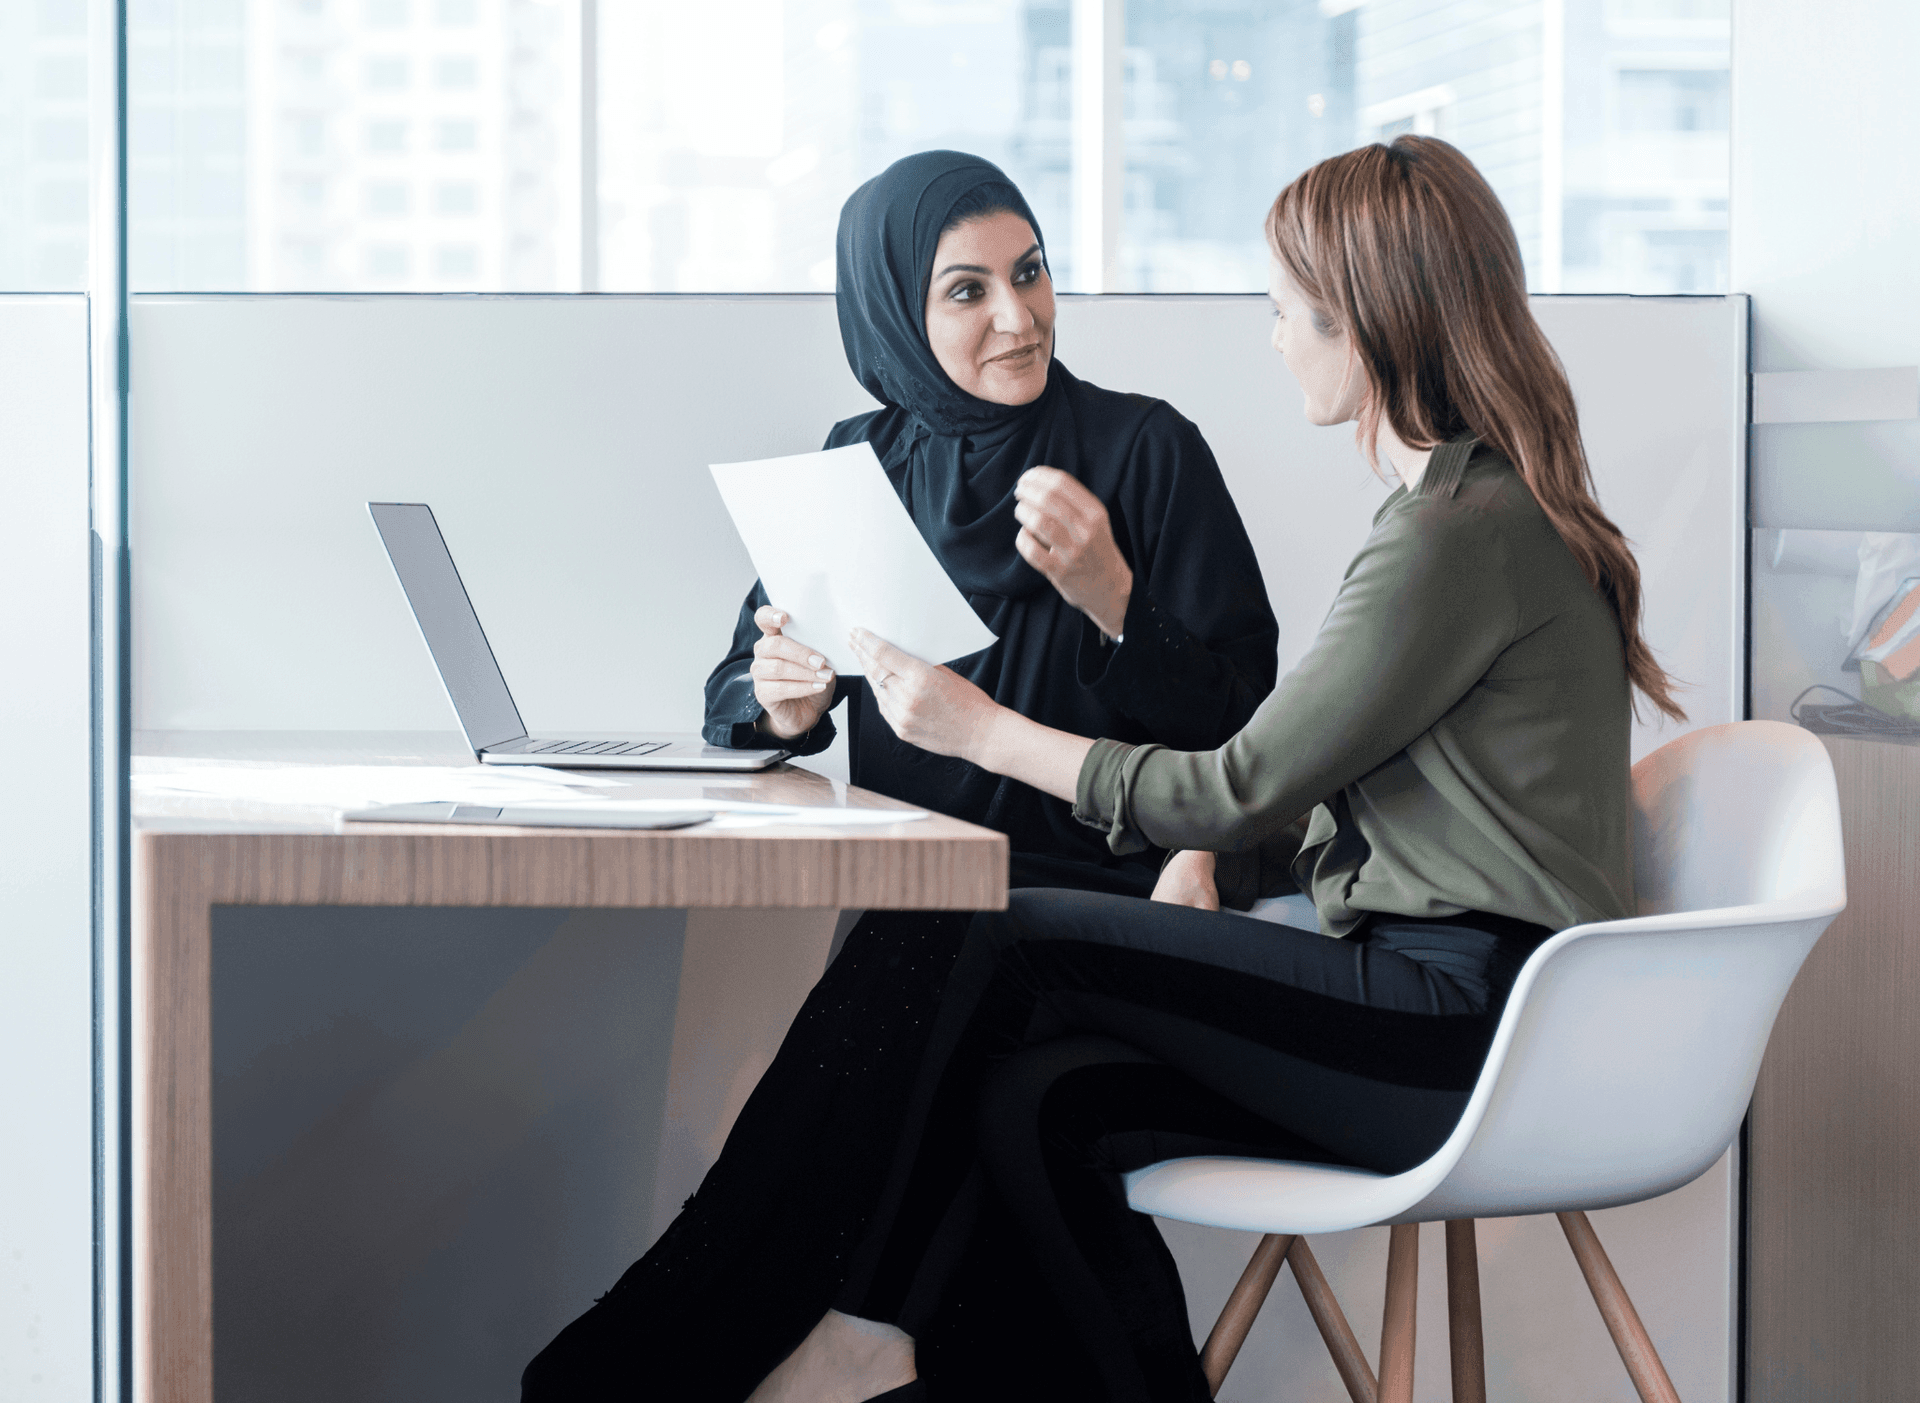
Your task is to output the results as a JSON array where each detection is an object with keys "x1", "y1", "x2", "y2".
[{"x1": 874, "y1": 674, "x2": 890, "y2": 691}]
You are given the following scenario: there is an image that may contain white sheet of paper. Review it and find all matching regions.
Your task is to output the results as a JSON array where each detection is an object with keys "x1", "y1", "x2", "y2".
[
  {"x1": 133, "y1": 761, "x2": 621, "y2": 814},
  {"x1": 710, "y1": 442, "x2": 999, "y2": 675},
  {"x1": 505, "y1": 797, "x2": 930, "y2": 828}
]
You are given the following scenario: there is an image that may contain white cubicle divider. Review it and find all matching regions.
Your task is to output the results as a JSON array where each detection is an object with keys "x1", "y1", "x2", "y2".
[
  {"x1": 0, "y1": 295, "x2": 95, "y2": 1401},
  {"x1": 130, "y1": 293, "x2": 1744, "y2": 768},
  {"x1": 128, "y1": 292, "x2": 1747, "y2": 1403}
]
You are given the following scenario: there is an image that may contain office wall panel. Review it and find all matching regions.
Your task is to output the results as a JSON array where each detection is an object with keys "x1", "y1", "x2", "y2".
[
  {"x1": 131, "y1": 292, "x2": 1742, "y2": 766},
  {"x1": 0, "y1": 295, "x2": 94, "y2": 1402},
  {"x1": 128, "y1": 292, "x2": 1746, "y2": 1402},
  {"x1": 129, "y1": 295, "x2": 875, "y2": 741}
]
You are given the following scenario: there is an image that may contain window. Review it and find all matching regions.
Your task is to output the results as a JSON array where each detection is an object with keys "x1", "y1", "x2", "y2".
[
  {"x1": 366, "y1": 242, "x2": 410, "y2": 278},
  {"x1": 433, "y1": 55, "x2": 477, "y2": 90},
  {"x1": 433, "y1": 181, "x2": 477, "y2": 215},
  {"x1": 433, "y1": 242, "x2": 478, "y2": 277},
  {"x1": 368, "y1": 119, "x2": 408, "y2": 153},
  {"x1": 1, "y1": 0, "x2": 90, "y2": 289},
  {"x1": 1618, "y1": 68, "x2": 1730, "y2": 132},
  {"x1": 435, "y1": 118, "x2": 476, "y2": 151},
  {"x1": 92, "y1": 0, "x2": 1728, "y2": 295},
  {"x1": 1362, "y1": 86, "x2": 1456, "y2": 141},
  {"x1": 366, "y1": 180, "x2": 409, "y2": 215},
  {"x1": 36, "y1": 55, "x2": 87, "y2": 100},
  {"x1": 366, "y1": 56, "x2": 409, "y2": 91},
  {"x1": 36, "y1": 178, "x2": 88, "y2": 220}
]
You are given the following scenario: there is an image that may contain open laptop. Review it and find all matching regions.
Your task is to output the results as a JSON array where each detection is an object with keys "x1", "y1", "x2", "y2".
[{"x1": 368, "y1": 502, "x2": 789, "y2": 771}]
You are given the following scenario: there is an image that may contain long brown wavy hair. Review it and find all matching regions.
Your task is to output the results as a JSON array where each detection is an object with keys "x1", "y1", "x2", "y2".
[{"x1": 1266, "y1": 135, "x2": 1684, "y2": 722}]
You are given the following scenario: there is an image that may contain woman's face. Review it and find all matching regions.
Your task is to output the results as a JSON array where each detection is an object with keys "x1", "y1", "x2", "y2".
[
  {"x1": 1268, "y1": 256, "x2": 1364, "y2": 426},
  {"x1": 924, "y1": 211, "x2": 1055, "y2": 406}
]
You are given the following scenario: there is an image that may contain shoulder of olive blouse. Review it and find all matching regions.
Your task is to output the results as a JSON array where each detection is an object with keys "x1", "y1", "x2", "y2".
[{"x1": 1413, "y1": 434, "x2": 1483, "y2": 500}]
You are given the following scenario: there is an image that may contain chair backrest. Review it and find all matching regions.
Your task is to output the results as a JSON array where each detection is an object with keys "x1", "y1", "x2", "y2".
[
  {"x1": 1402, "y1": 721, "x2": 1846, "y2": 1223},
  {"x1": 1629, "y1": 719, "x2": 1846, "y2": 917}
]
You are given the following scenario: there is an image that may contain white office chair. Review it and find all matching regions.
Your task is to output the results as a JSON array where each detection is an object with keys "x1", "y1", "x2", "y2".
[{"x1": 1126, "y1": 720, "x2": 1847, "y2": 1403}]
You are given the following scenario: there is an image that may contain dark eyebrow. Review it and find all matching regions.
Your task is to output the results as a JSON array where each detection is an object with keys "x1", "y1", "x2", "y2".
[{"x1": 934, "y1": 243, "x2": 1044, "y2": 281}]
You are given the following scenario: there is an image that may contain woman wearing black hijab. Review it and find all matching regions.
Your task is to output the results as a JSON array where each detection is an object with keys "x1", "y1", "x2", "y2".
[
  {"x1": 706, "y1": 149, "x2": 1277, "y2": 892},
  {"x1": 520, "y1": 152, "x2": 1275, "y2": 1403}
]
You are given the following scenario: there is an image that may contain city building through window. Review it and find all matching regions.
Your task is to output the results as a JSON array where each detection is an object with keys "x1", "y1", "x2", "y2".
[{"x1": 0, "y1": 0, "x2": 1729, "y2": 295}]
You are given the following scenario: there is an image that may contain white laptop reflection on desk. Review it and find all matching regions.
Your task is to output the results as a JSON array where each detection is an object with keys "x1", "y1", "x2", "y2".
[{"x1": 368, "y1": 501, "x2": 789, "y2": 772}]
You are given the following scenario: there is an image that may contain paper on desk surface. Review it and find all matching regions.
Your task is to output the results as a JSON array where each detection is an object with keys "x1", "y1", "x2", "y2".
[
  {"x1": 505, "y1": 797, "x2": 930, "y2": 829},
  {"x1": 710, "y1": 441, "x2": 999, "y2": 676},
  {"x1": 134, "y1": 760, "x2": 620, "y2": 813},
  {"x1": 133, "y1": 760, "x2": 930, "y2": 828}
]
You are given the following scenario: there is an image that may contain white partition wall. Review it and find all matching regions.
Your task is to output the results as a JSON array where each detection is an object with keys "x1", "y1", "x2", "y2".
[
  {"x1": 131, "y1": 293, "x2": 1742, "y2": 761},
  {"x1": 0, "y1": 296, "x2": 95, "y2": 1402},
  {"x1": 130, "y1": 296, "x2": 874, "y2": 740},
  {"x1": 128, "y1": 293, "x2": 1747, "y2": 1402}
]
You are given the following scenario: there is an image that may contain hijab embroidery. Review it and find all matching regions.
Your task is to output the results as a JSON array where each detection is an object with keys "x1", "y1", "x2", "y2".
[{"x1": 835, "y1": 149, "x2": 1084, "y2": 602}]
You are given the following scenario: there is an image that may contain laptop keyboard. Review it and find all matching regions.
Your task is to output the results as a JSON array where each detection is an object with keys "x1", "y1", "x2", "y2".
[{"x1": 523, "y1": 739, "x2": 671, "y2": 757}]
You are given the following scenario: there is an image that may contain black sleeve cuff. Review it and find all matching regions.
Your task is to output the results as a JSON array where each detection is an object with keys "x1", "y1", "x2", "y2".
[
  {"x1": 728, "y1": 705, "x2": 839, "y2": 757},
  {"x1": 1074, "y1": 588, "x2": 1188, "y2": 708},
  {"x1": 703, "y1": 673, "x2": 842, "y2": 757}
]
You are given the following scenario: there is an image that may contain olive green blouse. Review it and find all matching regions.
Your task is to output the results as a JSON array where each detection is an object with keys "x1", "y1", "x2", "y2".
[{"x1": 1072, "y1": 438, "x2": 1636, "y2": 936}]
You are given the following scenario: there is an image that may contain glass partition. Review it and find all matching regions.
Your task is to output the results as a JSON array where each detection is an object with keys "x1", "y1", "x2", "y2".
[
  {"x1": 0, "y1": 0, "x2": 91, "y2": 289},
  {"x1": 1753, "y1": 527, "x2": 1920, "y2": 742},
  {"x1": 94, "y1": 0, "x2": 1731, "y2": 296}
]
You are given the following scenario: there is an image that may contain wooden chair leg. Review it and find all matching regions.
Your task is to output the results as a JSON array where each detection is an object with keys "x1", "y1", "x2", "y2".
[
  {"x1": 1200, "y1": 1233, "x2": 1294, "y2": 1396},
  {"x1": 1378, "y1": 1223, "x2": 1419, "y2": 1403},
  {"x1": 1557, "y1": 1211, "x2": 1682, "y2": 1403},
  {"x1": 1287, "y1": 1237, "x2": 1378, "y2": 1403},
  {"x1": 1444, "y1": 1220, "x2": 1486, "y2": 1403}
]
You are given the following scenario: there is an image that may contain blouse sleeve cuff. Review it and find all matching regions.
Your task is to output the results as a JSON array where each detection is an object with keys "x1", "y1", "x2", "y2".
[{"x1": 1072, "y1": 737, "x2": 1162, "y2": 855}]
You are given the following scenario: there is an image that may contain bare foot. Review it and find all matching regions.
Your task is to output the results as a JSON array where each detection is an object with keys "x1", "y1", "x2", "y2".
[{"x1": 745, "y1": 1310, "x2": 916, "y2": 1403}]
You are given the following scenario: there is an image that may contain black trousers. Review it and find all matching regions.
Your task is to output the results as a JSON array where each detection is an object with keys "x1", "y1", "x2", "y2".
[{"x1": 521, "y1": 893, "x2": 1544, "y2": 1403}]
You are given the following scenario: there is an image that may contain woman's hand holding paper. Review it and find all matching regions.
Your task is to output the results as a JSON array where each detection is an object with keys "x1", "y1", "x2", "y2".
[
  {"x1": 1013, "y1": 467, "x2": 1133, "y2": 640},
  {"x1": 846, "y1": 628, "x2": 997, "y2": 760},
  {"x1": 751, "y1": 605, "x2": 837, "y2": 740},
  {"x1": 848, "y1": 627, "x2": 1095, "y2": 803}
]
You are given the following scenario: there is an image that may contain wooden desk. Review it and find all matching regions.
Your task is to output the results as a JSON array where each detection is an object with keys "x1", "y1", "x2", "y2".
[{"x1": 132, "y1": 733, "x2": 1007, "y2": 1403}]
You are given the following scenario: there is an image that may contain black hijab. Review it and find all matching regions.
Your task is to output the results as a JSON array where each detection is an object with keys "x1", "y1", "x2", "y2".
[{"x1": 835, "y1": 150, "x2": 1077, "y2": 601}]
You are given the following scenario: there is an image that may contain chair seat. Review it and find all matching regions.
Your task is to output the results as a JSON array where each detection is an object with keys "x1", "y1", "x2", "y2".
[{"x1": 1126, "y1": 1155, "x2": 1413, "y2": 1236}]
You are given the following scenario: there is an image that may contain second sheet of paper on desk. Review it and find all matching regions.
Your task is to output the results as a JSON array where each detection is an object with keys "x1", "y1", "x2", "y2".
[{"x1": 710, "y1": 441, "x2": 998, "y2": 677}]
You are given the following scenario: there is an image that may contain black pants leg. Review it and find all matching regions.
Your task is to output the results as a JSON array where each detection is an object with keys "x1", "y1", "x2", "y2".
[
  {"x1": 520, "y1": 909, "x2": 978, "y2": 1403},
  {"x1": 834, "y1": 889, "x2": 1545, "y2": 1403}
]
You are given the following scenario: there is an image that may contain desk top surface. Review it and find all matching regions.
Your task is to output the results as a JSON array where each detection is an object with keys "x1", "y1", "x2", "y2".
[
  {"x1": 132, "y1": 732, "x2": 1009, "y2": 909},
  {"x1": 134, "y1": 730, "x2": 955, "y2": 831}
]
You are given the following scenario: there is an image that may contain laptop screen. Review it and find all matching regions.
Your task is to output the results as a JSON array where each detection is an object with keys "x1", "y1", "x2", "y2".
[{"x1": 368, "y1": 503, "x2": 527, "y2": 751}]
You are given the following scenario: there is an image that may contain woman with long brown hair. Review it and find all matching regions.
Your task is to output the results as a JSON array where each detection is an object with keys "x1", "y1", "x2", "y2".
[{"x1": 528, "y1": 135, "x2": 1681, "y2": 1403}]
